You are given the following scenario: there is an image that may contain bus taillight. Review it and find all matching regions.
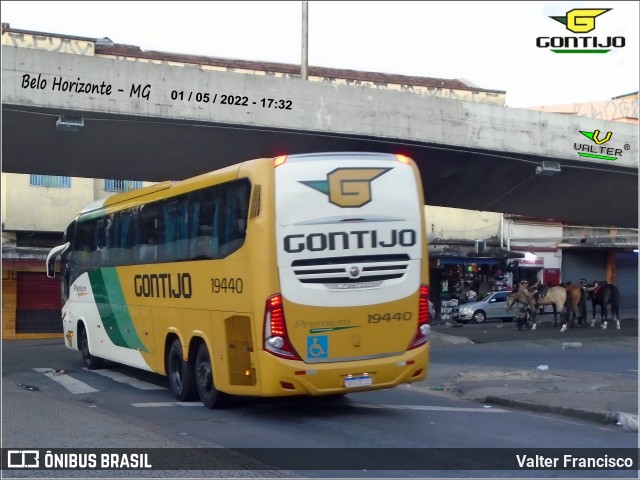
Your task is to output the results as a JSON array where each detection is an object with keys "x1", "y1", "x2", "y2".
[
  {"x1": 409, "y1": 284, "x2": 431, "y2": 350},
  {"x1": 273, "y1": 155, "x2": 288, "y2": 167},
  {"x1": 264, "y1": 294, "x2": 300, "y2": 360},
  {"x1": 395, "y1": 154, "x2": 412, "y2": 164}
]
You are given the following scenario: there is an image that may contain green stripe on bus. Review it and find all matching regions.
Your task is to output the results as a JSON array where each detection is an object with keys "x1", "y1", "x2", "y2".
[{"x1": 88, "y1": 268, "x2": 148, "y2": 352}]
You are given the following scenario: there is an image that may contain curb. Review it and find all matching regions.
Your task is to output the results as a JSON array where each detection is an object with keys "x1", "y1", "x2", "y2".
[
  {"x1": 617, "y1": 412, "x2": 639, "y2": 432},
  {"x1": 484, "y1": 396, "x2": 638, "y2": 432}
]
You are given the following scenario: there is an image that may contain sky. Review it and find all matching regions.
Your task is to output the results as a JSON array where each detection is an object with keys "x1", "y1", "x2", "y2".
[{"x1": 1, "y1": 0, "x2": 639, "y2": 108}]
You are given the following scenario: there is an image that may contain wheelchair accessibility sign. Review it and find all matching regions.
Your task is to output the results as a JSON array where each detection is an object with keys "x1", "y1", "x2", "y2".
[{"x1": 307, "y1": 335, "x2": 328, "y2": 359}]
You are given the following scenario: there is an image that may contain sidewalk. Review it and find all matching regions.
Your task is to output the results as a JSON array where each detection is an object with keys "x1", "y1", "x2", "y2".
[{"x1": 422, "y1": 330, "x2": 638, "y2": 432}]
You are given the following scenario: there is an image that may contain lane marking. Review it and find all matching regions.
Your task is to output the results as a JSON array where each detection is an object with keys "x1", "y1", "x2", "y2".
[
  {"x1": 33, "y1": 368, "x2": 98, "y2": 394},
  {"x1": 131, "y1": 402, "x2": 204, "y2": 408},
  {"x1": 350, "y1": 403, "x2": 510, "y2": 413},
  {"x1": 83, "y1": 368, "x2": 166, "y2": 390},
  {"x1": 130, "y1": 401, "x2": 508, "y2": 412}
]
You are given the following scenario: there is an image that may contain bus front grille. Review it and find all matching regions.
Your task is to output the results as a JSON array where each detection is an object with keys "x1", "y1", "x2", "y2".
[{"x1": 291, "y1": 254, "x2": 410, "y2": 285}]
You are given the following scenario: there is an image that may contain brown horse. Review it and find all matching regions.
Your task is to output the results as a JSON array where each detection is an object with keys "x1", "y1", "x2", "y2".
[
  {"x1": 564, "y1": 284, "x2": 587, "y2": 328},
  {"x1": 506, "y1": 286, "x2": 568, "y2": 330}
]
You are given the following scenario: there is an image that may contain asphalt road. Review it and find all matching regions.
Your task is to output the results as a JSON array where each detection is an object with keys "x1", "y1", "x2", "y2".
[
  {"x1": 2, "y1": 338, "x2": 637, "y2": 478},
  {"x1": 429, "y1": 318, "x2": 638, "y2": 376}
]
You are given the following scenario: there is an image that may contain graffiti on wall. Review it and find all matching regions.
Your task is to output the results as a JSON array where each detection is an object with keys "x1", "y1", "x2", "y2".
[
  {"x1": 531, "y1": 95, "x2": 639, "y2": 123},
  {"x1": 2, "y1": 32, "x2": 94, "y2": 56}
]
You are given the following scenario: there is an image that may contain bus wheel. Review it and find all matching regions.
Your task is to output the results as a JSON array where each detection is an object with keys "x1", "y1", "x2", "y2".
[
  {"x1": 195, "y1": 343, "x2": 229, "y2": 409},
  {"x1": 78, "y1": 327, "x2": 104, "y2": 370},
  {"x1": 167, "y1": 339, "x2": 197, "y2": 401}
]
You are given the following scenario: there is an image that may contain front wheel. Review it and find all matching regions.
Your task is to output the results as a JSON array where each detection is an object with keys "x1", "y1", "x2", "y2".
[
  {"x1": 195, "y1": 343, "x2": 229, "y2": 409},
  {"x1": 78, "y1": 327, "x2": 104, "y2": 370},
  {"x1": 472, "y1": 311, "x2": 486, "y2": 324},
  {"x1": 167, "y1": 339, "x2": 197, "y2": 401}
]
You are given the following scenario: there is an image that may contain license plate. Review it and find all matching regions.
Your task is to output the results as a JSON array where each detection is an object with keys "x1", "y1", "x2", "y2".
[{"x1": 344, "y1": 375, "x2": 372, "y2": 388}]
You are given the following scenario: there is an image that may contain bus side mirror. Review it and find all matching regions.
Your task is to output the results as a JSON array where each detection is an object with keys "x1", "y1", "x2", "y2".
[
  {"x1": 46, "y1": 242, "x2": 70, "y2": 279},
  {"x1": 47, "y1": 260, "x2": 56, "y2": 278}
]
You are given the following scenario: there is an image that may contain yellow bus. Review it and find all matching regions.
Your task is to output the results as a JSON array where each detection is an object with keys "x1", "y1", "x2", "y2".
[{"x1": 46, "y1": 152, "x2": 431, "y2": 408}]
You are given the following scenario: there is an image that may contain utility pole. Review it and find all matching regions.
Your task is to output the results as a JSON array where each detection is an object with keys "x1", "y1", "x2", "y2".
[{"x1": 301, "y1": 1, "x2": 308, "y2": 80}]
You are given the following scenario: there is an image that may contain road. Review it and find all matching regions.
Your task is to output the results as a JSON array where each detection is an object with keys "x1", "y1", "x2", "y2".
[
  {"x1": 430, "y1": 321, "x2": 638, "y2": 376},
  {"x1": 2, "y1": 338, "x2": 637, "y2": 478}
]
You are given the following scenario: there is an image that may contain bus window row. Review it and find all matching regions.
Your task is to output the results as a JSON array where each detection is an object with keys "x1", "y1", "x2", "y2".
[{"x1": 69, "y1": 179, "x2": 250, "y2": 269}]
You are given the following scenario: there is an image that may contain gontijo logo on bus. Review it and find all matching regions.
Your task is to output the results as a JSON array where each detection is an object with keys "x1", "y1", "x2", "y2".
[
  {"x1": 300, "y1": 167, "x2": 391, "y2": 207},
  {"x1": 286, "y1": 167, "x2": 417, "y2": 253},
  {"x1": 537, "y1": 8, "x2": 625, "y2": 53}
]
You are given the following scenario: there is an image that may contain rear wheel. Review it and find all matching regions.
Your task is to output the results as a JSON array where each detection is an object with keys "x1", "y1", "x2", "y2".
[
  {"x1": 472, "y1": 311, "x2": 486, "y2": 324},
  {"x1": 78, "y1": 327, "x2": 104, "y2": 370},
  {"x1": 195, "y1": 342, "x2": 229, "y2": 409},
  {"x1": 167, "y1": 339, "x2": 197, "y2": 401}
]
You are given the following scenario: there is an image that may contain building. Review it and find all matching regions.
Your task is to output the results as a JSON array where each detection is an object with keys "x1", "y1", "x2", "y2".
[
  {"x1": 1, "y1": 25, "x2": 506, "y2": 339},
  {"x1": 1, "y1": 26, "x2": 636, "y2": 337},
  {"x1": 2, "y1": 178, "x2": 150, "y2": 338},
  {"x1": 521, "y1": 92, "x2": 639, "y2": 310}
]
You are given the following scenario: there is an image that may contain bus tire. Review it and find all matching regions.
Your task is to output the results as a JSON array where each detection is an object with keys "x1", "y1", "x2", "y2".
[
  {"x1": 195, "y1": 342, "x2": 229, "y2": 409},
  {"x1": 78, "y1": 326, "x2": 104, "y2": 370},
  {"x1": 167, "y1": 339, "x2": 197, "y2": 401}
]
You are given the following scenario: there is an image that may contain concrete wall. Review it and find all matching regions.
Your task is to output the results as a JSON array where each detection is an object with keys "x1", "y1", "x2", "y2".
[
  {"x1": 2, "y1": 46, "x2": 637, "y2": 169},
  {"x1": 528, "y1": 93, "x2": 639, "y2": 124},
  {"x1": 1, "y1": 30, "x2": 95, "y2": 56},
  {"x1": 1, "y1": 30, "x2": 505, "y2": 106},
  {"x1": 1, "y1": 173, "x2": 155, "y2": 233},
  {"x1": 425, "y1": 206, "x2": 501, "y2": 241},
  {"x1": 1, "y1": 173, "x2": 93, "y2": 231}
]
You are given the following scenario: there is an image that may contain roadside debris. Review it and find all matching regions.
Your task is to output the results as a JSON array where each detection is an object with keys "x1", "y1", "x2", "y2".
[{"x1": 17, "y1": 384, "x2": 39, "y2": 391}]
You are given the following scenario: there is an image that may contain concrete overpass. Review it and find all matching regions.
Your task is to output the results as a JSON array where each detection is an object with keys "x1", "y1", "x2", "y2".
[{"x1": 2, "y1": 41, "x2": 638, "y2": 228}]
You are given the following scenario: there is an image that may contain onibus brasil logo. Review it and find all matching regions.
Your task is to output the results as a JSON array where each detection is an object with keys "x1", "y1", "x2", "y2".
[
  {"x1": 537, "y1": 8, "x2": 625, "y2": 53},
  {"x1": 575, "y1": 130, "x2": 630, "y2": 161}
]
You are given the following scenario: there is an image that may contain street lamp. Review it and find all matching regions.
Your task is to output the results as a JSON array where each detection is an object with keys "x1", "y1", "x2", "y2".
[{"x1": 301, "y1": 1, "x2": 308, "y2": 80}]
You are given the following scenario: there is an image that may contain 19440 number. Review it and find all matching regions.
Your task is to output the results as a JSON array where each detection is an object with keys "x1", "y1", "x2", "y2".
[
  {"x1": 211, "y1": 277, "x2": 243, "y2": 294},
  {"x1": 368, "y1": 312, "x2": 412, "y2": 323}
]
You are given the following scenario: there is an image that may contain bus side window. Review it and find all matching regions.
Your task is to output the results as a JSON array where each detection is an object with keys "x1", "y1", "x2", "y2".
[
  {"x1": 92, "y1": 218, "x2": 109, "y2": 267},
  {"x1": 136, "y1": 204, "x2": 159, "y2": 264},
  {"x1": 191, "y1": 187, "x2": 220, "y2": 259},
  {"x1": 218, "y1": 180, "x2": 249, "y2": 257},
  {"x1": 111, "y1": 211, "x2": 133, "y2": 265},
  {"x1": 162, "y1": 198, "x2": 190, "y2": 261}
]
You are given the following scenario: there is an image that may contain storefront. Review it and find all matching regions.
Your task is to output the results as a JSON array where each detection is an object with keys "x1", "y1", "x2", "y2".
[
  {"x1": 2, "y1": 247, "x2": 62, "y2": 339},
  {"x1": 561, "y1": 248, "x2": 638, "y2": 310},
  {"x1": 615, "y1": 251, "x2": 638, "y2": 309},
  {"x1": 506, "y1": 250, "x2": 564, "y2": 287},
  {"x1": 429, "y1": 255, "x2": 515, "y2": 318}
]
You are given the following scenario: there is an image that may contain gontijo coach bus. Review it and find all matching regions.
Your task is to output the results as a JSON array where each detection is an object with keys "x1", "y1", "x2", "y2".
[{"x1": 46, "y1": 152, "x2": 431, "y2": 408}]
